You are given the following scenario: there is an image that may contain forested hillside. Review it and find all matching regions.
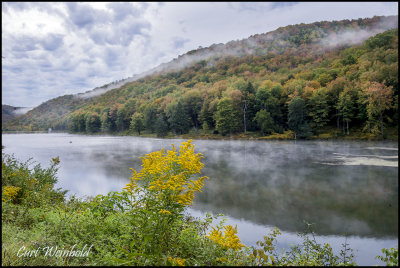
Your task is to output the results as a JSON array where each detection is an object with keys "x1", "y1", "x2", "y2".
[
  {"x1": 1, "y1": 105, "x2": 30, "y2": 124},
  {"x1": 3, "y1": 15, "x2": 398, "y2": 139},
  {"x1": 2, "y1": 105, "x2": 18, "y2": 124}
]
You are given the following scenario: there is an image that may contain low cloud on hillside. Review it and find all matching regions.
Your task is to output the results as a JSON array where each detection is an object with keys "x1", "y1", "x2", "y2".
[{"x1": 2, "y1": 2, "x2": 397, "y2": 107}]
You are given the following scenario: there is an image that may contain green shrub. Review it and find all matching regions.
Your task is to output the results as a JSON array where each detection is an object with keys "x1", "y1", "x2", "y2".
[
  {"x1": 2, "y1": 152, "x2": 66, "y2": 207},
  {"x1": 376, "y1": 247, "x2": 398, "y2": 266},
  {"x1": 258, "y1": 130, "x2": 295, "y2": 140}
]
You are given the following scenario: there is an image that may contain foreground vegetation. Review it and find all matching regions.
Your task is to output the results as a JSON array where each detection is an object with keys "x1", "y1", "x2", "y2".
[{"x1": 2, "y1": 141, "x2": 398, "y2": 266}]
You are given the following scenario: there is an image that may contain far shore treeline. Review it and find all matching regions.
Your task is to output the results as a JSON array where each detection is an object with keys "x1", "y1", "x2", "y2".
[{"x1": 3, "y1": 16, "x2": 398, "y2": 140}]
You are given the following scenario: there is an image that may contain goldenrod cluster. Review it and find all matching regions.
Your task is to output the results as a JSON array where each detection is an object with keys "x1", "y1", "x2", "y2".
[
  {"x1": 167, "y1": 256, "x2": 186, "y2": 266},
  {"x1": 216, "y1": 257, "x2": 230, "y2": 263},
  {"x1": 2, "y1": 185, "x2": 21, "y2": 202},
  {"x1": 159, "y1": 209, "x2": 172, "y2": 215},
  {"x1": 122, "y1": 169, "x2": 139, "y2": 194},
  {"x1": 123, "y1": 140, "x2": 209, "y2": 207},
  {"x1": 206, "y1": 224, "x2": 245, "y2": 251}
]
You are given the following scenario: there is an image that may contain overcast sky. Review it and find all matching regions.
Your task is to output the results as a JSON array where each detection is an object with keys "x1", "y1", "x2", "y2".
[{"x1": 2, "y1": 2, "x2": 398, "y2": 107}]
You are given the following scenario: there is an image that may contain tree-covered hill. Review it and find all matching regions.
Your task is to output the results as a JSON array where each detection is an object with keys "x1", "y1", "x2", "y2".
[
  {"x1": 3, "y1": 15, "x2": 398, "y2": 139},
  {"x1": 2, "y1": 105, "x2": 19, "y2": 124},
  {"x1": 1, "y1": 105, "x2": 32, "y2": 125}
]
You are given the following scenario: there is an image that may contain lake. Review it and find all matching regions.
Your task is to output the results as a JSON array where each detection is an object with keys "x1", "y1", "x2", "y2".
[{"x1": 2, "y1": 133, "x2": 398, "y2": 265}]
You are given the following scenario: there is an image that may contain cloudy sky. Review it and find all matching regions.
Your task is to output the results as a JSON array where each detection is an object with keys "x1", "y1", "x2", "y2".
[{"x1": 2, "y1": 2, "x2": 398, "y2": 107}]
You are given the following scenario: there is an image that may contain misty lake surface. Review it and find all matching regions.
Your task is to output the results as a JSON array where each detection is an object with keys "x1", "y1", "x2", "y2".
[{"x1": 2, "y1": 133, "x2": 398, "y2": 265}]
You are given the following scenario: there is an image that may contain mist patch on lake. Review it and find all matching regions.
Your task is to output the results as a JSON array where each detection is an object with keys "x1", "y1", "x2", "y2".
[{"x1": 319, "y1": 152, "x2": 398, "y2": 167}]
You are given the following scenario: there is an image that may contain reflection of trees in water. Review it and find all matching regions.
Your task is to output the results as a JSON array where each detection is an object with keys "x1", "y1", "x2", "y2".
[
  {"x1": 194, "y1": 156, "x2": 398, "y2": 238},
  {"x1": 65, "y1": 138, "x2": 397, "y2": 238},
  {"x1": 76, "y1": 145, "x2": 146, "y2": 182}
]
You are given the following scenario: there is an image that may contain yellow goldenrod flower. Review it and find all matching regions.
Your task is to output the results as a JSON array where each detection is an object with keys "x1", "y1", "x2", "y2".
[
  {"x1": 2, "y1": 185, "x2": 21, "y2": 202},
  {"x1": 159, "y1": 209, "x2": 172, "y2": 215},
  {"x1": 122, "y1": 140, "x2": 210, "y2": 214},
  {"x1": 167, "y1": 256, "x2": 186, "y2": 266},
  {"x1": 216, "y1": 257, "x2": 229, "y2": 263},
  {"x1": 206, "y1": 224, "x2": 245, "y2": 251}
]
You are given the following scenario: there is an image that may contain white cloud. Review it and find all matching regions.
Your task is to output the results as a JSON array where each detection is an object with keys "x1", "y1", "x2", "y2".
[
  {"x1": 3, "y1": 5, "x2": 66, "y2": 37},
  {"x1": 1, "y1": 2, "x2": 398, "y2": 107}
]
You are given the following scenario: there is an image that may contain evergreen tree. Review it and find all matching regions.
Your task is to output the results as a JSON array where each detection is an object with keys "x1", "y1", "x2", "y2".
[
  {"x1": 144, "y1": 105, "x2": 157, "y2": 133},
  {"x1": 288, "y1": 97, "x2": 311, "y2": 139},
  {"x1": 182, "y1": 90, "x2": 202, "y2": 129},
  {"x1": 155, "y1": 113, "x2": 169, "y2": 137},
  {"x1": 100, "y1": 107, "x2": 118, "y2": 132},
  {"x1": 254, "y1": 109, "x2": 274, "y2": 135},
  {"x1": 116, "y1": 107, "x2": 130, "y2": 131},
  {"x1": 199, "y1": 98, "x2": 216, "y2": 129},
  {"x1": 215, "y1": 97, "x2": 241, "y2": 136},
  {"x1": 85, "y1": 113, "x2": 101, "y2": 133},
  {"x1": 255, "y1": 86, "x2": 283, "y2": 132},
  {"x1": 169, "y1": 101, "x2": 191, "y2": 134},
  {"x1": 108, "y1": 107, "x2": 118, "y2": 132}
]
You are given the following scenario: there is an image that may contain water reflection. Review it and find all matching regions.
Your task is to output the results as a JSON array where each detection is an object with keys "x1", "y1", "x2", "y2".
[
  {"x1": 186, "y1": 207, "x2": 396, "y2": 266},
  {"x1": 188, "y1": 140, "x2": 398, "y2": 239}
]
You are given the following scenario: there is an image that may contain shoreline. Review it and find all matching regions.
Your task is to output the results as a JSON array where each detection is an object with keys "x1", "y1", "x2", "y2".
[{"x1": 2, "y1": 129, "x2": 398, "y2": 142}]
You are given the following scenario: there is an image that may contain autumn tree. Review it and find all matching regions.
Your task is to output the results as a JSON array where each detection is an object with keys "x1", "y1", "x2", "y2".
[
  {"x1": 317, "y1": 73, "x2": 334, "y2": 87},
  {"x1": 70, "y1": 111, "x2": 86, "y2": 132},
  {"x1": 361, "y1": 81, "x2": 393, "y2": 138},
  {"x1": 365, "y1": 28, "x2": 397, "y2": 50},
  {"x1": 307, "y1": 87, "x2": 329, "y2": 132},
  {"x1": 130, "y1": 112, "x2": 144, "y2": 135},
  {"x1": 337, "y1": 88, "x2": 357, "y2": 135}
]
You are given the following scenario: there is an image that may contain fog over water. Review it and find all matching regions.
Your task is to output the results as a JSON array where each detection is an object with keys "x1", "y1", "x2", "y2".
[{"x1": 2, "y1": 133, "x2": 398, "y2": 265}]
